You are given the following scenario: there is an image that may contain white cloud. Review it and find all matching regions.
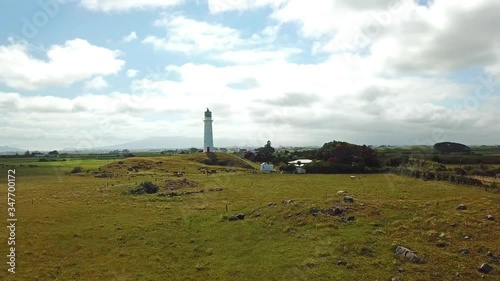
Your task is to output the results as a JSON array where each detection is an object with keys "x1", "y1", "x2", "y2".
[
  {"x1": 84, "y1": 76, "x2": 109, "y2": 90},
  {"x1": 79, "y1": 0, "x2": 183, "y2": 12},
  {"x1": 122, "y1": 31, "x2": 138, "y2": 42},
  {"x1": 0, "y1": 39, "x2": 124, "y2": 90},
  {"x1": 207, "y1": 0, "x2": 287, "y2": 14},
  {"x1": 126, "y1": 69, "x2": 139, "y2": 78},
  {"x1": 143, "y1": 14, "x2": 245, "y2": 53}
]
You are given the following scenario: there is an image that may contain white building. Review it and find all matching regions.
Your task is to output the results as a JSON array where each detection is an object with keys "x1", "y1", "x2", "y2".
[
  {"x1": 288, "y1": 159, "x2": 311, "y2": 174},
  {"x1": 260, "y1": 162, "x2": 274, "y2": 173},
  {"x1": 203, "y1": 108, "x2": 214, "y2": 152}
]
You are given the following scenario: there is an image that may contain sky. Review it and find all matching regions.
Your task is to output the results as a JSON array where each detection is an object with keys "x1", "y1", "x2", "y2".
[{"x1": 0, "y1": 0, "x2": 499, "y2": 150}]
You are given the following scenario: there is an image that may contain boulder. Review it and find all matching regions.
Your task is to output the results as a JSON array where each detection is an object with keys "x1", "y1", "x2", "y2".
[
  {"x1": 478, "y1": 263, "x2": 493, "y2": 274},
  {"x1": 344, "y1": 196, "x2": 354, "y2": 203},
  {"x1": 235, "y1": 213, "x2": 245, "y2": 220},
  {"x1": 395, "y1": 246, "x2": 421, "y2": 263},
  {"x1": 336, "y1": 260, "x2": 347, "y2": 265}
]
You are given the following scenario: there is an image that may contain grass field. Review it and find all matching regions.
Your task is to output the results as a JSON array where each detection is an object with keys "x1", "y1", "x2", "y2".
[{"x1": 0, "y1": 154, "x2": 499, "y2": 280}]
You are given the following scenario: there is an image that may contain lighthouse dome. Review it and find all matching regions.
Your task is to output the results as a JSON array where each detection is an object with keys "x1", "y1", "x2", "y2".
[{"x1": 205, "y1": 108, "x2": 212, "y2": 118}]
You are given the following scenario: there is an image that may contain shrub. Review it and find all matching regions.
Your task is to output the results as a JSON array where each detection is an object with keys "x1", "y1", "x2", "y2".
[
  {"x1": 71, "y1": 166, "x2": 83, "y2": 174},
  {"x1": 129, "y1": 181, "x2": 159, "y2": 195}
]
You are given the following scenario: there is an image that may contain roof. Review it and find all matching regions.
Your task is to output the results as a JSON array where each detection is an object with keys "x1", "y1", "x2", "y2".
[{"x1": 288, "y1": 159, "x2": 313, "y2": 164}]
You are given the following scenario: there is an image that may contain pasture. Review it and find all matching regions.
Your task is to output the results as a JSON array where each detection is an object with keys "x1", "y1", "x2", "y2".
[{"x1": 0, "y1": 154, "x2": 499, "y2": 280}]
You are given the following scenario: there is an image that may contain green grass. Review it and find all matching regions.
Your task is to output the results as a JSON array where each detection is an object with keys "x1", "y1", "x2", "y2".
[{"x1": 0, "y1": 154, "x2": 499, "y2": 280}]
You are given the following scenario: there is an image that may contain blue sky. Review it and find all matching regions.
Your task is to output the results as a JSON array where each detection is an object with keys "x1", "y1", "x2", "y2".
[{"x1": 0, "y1": 0, "x2": 499, "y2": 150}]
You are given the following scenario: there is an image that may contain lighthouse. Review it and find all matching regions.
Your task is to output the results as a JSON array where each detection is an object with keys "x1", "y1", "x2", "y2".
[{"x1": 203, "y1": 108, "x2": 214, "y2": 152}]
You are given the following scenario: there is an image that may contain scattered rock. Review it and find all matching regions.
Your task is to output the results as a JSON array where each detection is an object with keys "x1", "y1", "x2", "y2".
[
  {"x1": 235, "y1": 213, "x2": 245, "y2": 220},
  {"x1": 486, "y1": 215, "x2": 495, "y2": 221},
  {"x1": 339, "y1": 216, "x2": 355, "y2": 223},
  {"x1": 458, "y1": 248, "x2": 470, "y2": 255},
  {"x1": 436, "y1": 241, "x2": 447, "y2": 248},
  {"x1": 394, "y1": 246, "x2": 422, "y2": 263},
  {"x1": 478, "y1": 263, "x2": 493, "y2": 274},
  {"x1": 336, "y1": 260, "x2": 347, "y2": 265},
  {"x1": 322, "y1": 207, "x2": 343, "y2": 216},
  {"x1": 310, "y1": 208, "x2": 319, "y2": 216},
  {"x1": 456, "y1": 204, "x2": 467, "y2": 210},
  {"x1": 344, "y1": 196, "x2": 354, "y2": 203}
]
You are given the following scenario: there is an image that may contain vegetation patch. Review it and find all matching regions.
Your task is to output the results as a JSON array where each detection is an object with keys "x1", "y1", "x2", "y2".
[{"x1": 129, "y1": 181, "x2": 160, "y2": 195}]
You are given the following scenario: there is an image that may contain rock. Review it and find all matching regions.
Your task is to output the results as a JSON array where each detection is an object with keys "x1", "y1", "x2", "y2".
[
  {"x1": 321, "y1": 207, "x2": 343, "y2": 216},
  {"x1": 336, "y1": 260, "x2": 347, "y2": 265},
  {"x1": 268, "y1": 202, "x2": 276, "y2": 208},
  {"x1": 347, "y1": 216, "x2": 355, "y2": 222},
  {"x1": 464, "y1": 235, "x2": 471, "y2": 240},
  {"x1": 228, "y1": 216, "x2": 238, "y2": 221},
  {"x1": 486, "y1": 215, "x2": 495, "y2": 221},
  {"x1": 310, "y1": 208, "x2": 319, "y2": 216},
  {"x1": 397, "y1": 267, "x2": 405, "y2": 273},
  {"x1": 283, "y1": 200, "x2": 294, "y2": 205},
  {"x1": 456, "y1": 204, "x2": 467, "y2": 210},
  {"x1": 337, "y1": 190, "x2": 347, "y2": 194},
  {"x1": 391, "y1": 277, "x2": 401, "y2": 281},
  {"x1": 235, "y1": 213, "x2": 245, "y2": 220},
  {"x1": 478, "y1": 263, "x2": 493, "y2": 274},
  {"x1": 344, "y1": 196, "x2": 354, "y2": 203},
  {"x1": 436, "y1": 241, "x2": 447, "y2": 248},
  {"x1": 395, "y1": 246, "x2": 421, "y2": 263},
  {"x1": 458, "y1": 248, "x2": 470, "y2": 255}
]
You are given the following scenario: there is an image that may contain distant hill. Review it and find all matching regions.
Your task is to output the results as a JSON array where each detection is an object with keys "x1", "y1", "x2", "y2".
[
  {"x1": 0, "y1": 146, "x2": 24, "y2": 153},
  {"x1": 98, "y1": 136, "x2": 249, "y2": 151},
  {"x1": 99, "y1": 136, "x2": 200, "y2": 150}
]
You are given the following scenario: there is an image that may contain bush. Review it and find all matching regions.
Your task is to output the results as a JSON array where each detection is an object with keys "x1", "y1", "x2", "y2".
[
  {"x1": 38, "y1": 158, "x2": 49, "y2": 162},
  {"x1": 71, "y1": 166, "x2": 83, "y2": 174},
  {"x1": 129, "y1": 181, "x2": 159, "y2": 195}
]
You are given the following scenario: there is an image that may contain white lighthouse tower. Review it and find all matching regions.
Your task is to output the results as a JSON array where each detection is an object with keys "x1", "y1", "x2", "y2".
[{"x1": 203, "y1": 108, "x2": 214, "y2": 152}]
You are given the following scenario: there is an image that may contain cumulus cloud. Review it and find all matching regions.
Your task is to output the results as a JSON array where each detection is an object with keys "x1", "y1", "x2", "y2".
[
  {"x1": 143, "y1": 14, "x2": 245, "y2": 53},
  {"x1": 0, "y1": 39, "x2": 124, "y2": 90},
  {"x1": 122, "y1": 31, "x2": 138, "y2": 42},
  {"x1": 84, "y1": 76, "x2": 109, "y2": 90},
  {"x1": 126, "y1": 69, "x2": 139, "y2": 77},
  {"x1": 79, "y1": 0, "x2": 183, "y2": 12}
]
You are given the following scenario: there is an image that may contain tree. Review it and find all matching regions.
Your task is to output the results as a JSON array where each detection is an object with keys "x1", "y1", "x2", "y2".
[
  {"x1": 433, "y1": 142, "x2": 470, "y2": 154},
  {"x1": 24, "y1": 150, "x2": 30, "y2": 156}
]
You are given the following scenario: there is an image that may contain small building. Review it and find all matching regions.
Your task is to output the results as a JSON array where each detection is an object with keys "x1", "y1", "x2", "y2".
[
  {"x1": 260, "y1": 162, "x2": 274, "y2": 173},
  {"x1": 295, "y1": 167, "x2": 306, "y2": 174},
  {"x1": 288, "y1": 159, "x2": 311, "y2": 174}
]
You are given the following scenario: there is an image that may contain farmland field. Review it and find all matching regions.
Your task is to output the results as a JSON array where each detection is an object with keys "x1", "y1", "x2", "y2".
[{"x1": 0, "y1": 154, "x2": 499, "y2": 280}]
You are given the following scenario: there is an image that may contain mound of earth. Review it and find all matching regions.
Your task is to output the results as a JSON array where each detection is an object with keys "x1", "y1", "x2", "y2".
[{"x1": 165, "y1": 178, "x2": 200, "y2": 190}]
